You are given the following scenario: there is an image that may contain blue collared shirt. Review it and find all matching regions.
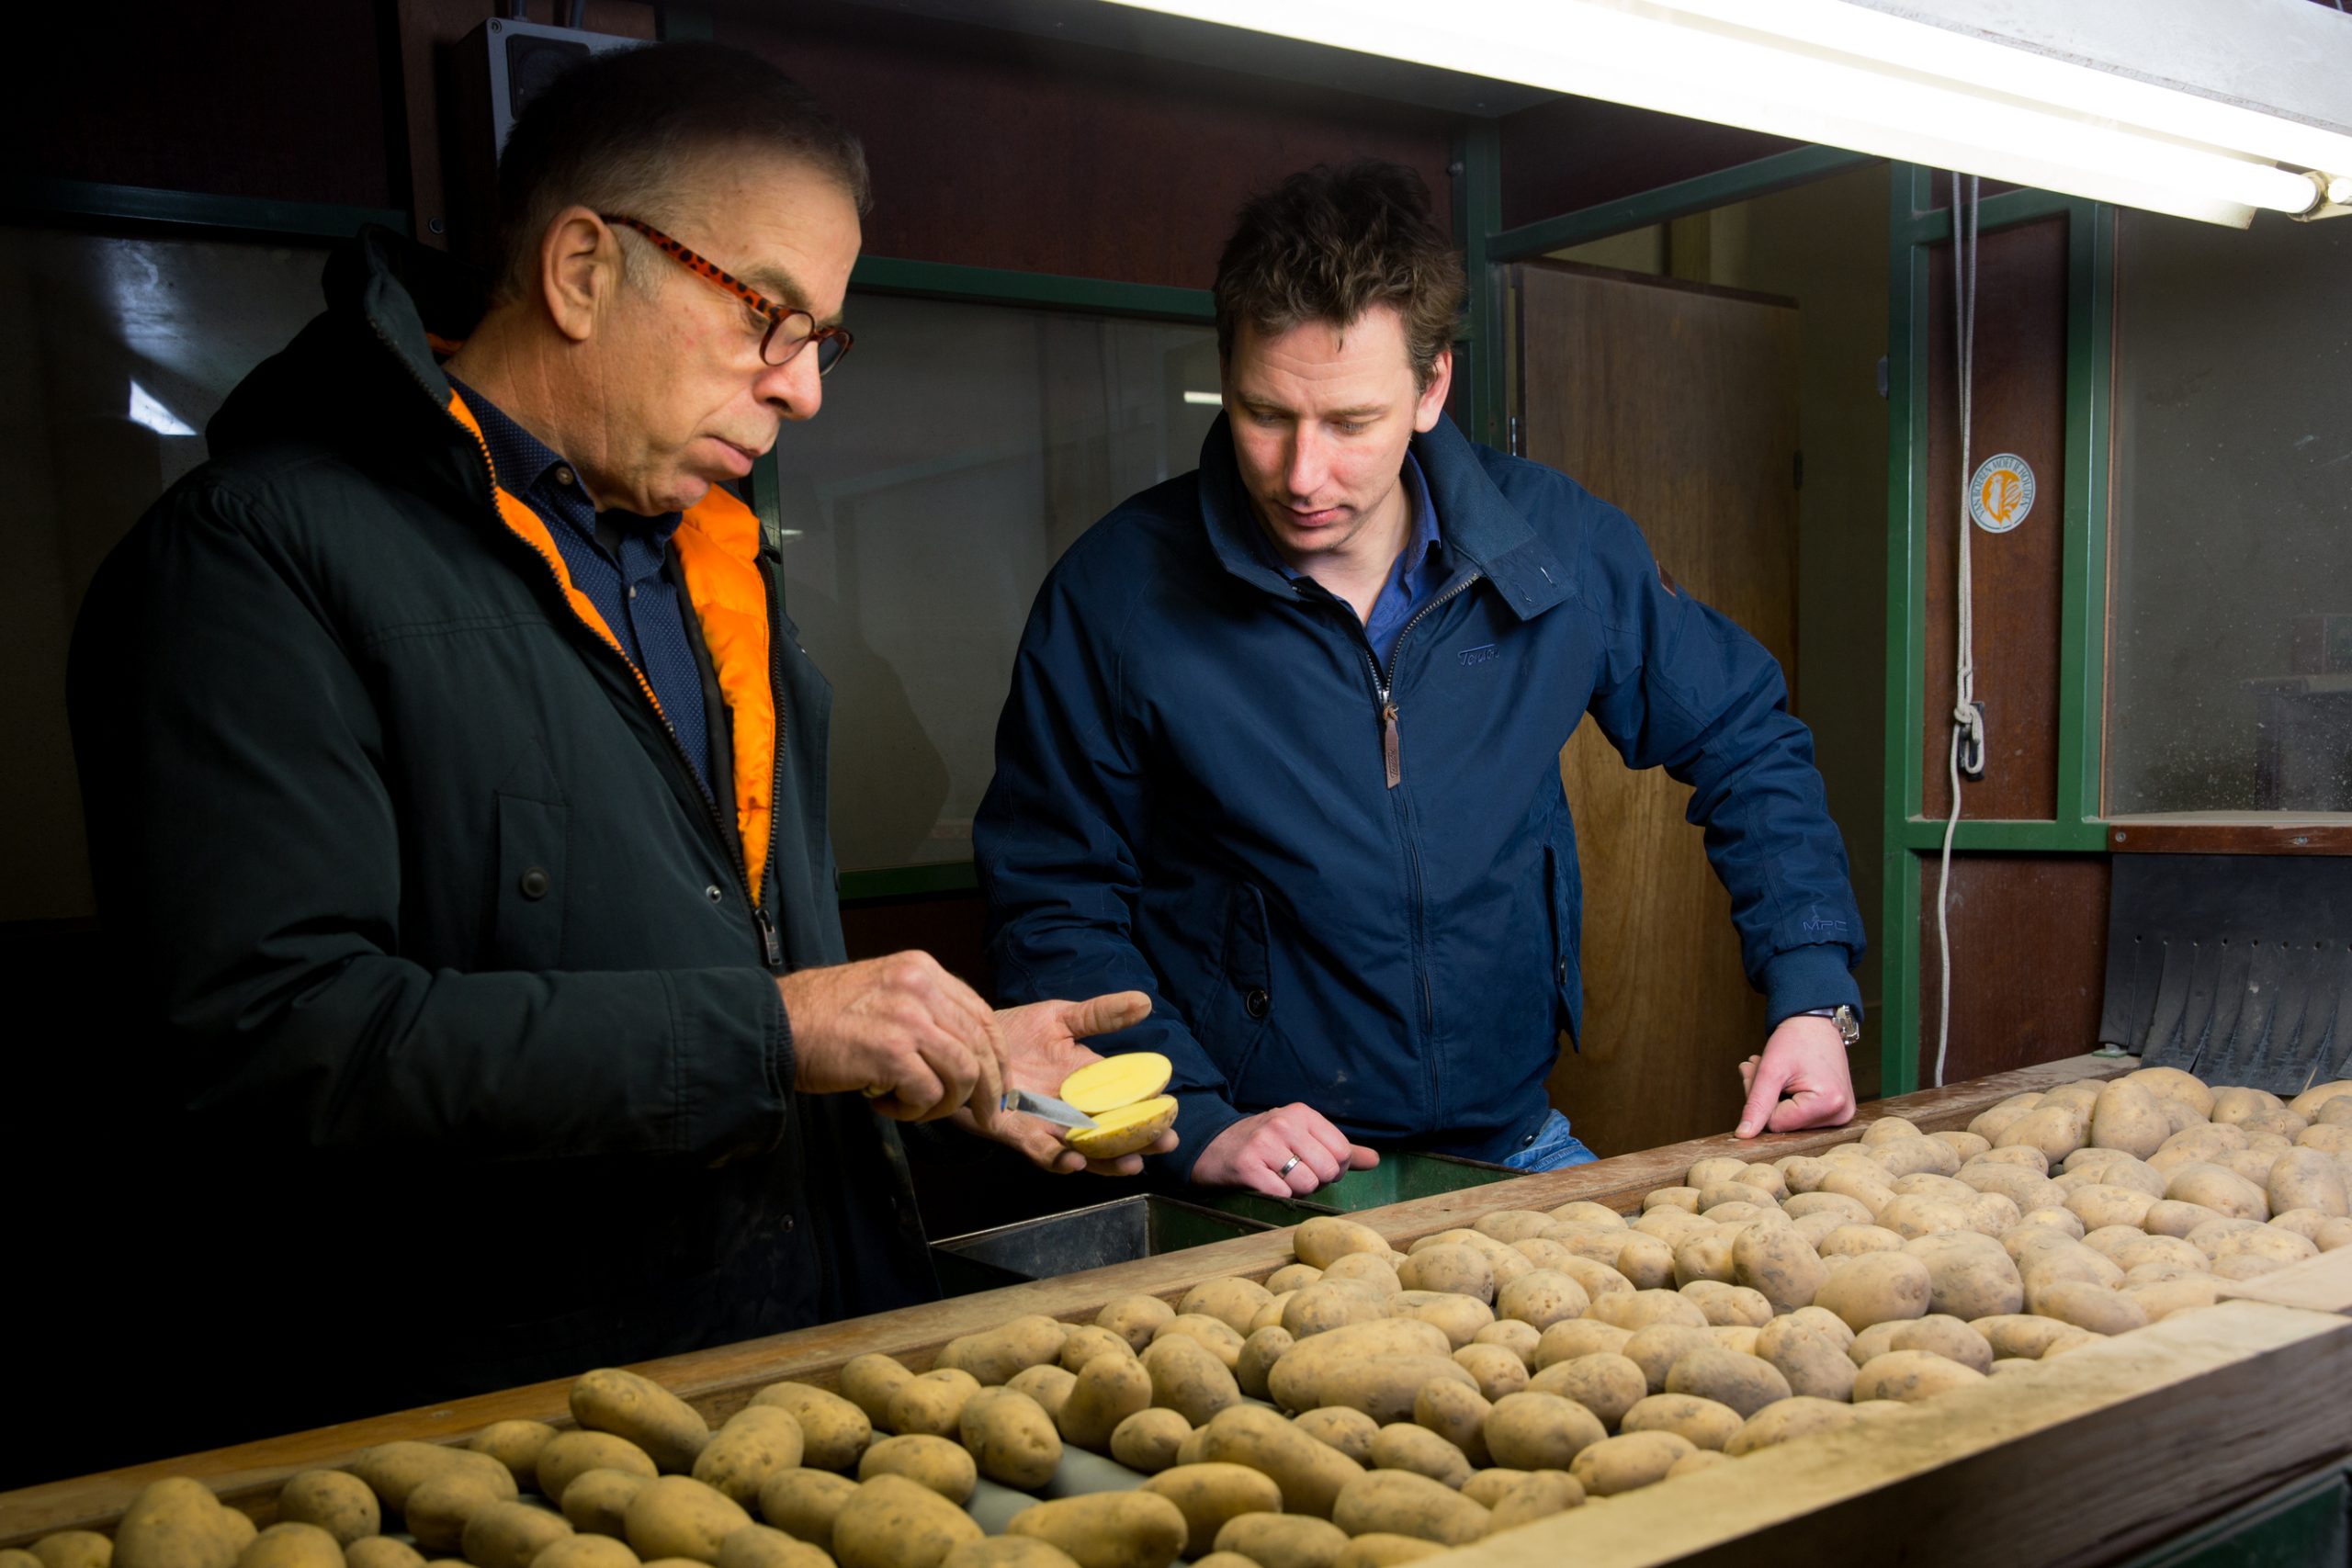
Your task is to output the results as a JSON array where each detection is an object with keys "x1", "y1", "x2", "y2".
[
  {"x1": 450, "y1": 377, "x2": 718, "y2": 797},
  {"x1": 1252, "y1": 453, "x2": 1445, "y2": 668}
]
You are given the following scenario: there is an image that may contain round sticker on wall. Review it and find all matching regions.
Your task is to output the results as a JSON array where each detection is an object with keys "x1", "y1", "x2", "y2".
[{"x1": 1968, "y1": 453, "x2": 2036, "y2": 534}]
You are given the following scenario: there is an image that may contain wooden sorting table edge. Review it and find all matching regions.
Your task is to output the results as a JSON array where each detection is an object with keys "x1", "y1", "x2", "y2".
[{"x1": 0, "y1": 1055, "x2": 2129, "y2": 1543}]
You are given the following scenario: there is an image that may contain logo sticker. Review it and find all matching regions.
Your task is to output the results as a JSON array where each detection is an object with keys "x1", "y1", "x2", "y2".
[{"x1": 1968, "y1": 453, "x2": 2036, "y2": 534}]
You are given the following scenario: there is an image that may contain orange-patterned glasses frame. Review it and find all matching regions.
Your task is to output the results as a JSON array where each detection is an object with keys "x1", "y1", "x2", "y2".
[{"x1": 602, "y1": 213, "x2": 854, "y2": 375}]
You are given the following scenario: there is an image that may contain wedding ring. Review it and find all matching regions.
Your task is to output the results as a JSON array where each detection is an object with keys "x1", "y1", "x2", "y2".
[{"x1": 1277, "y1": 1155, "x2": 1302, "y2": 1177}]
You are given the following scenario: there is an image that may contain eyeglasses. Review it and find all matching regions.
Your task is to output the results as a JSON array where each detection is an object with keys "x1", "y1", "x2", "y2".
[{"x1": 601, "y1": 213, "x2": 854, "y2": 375}]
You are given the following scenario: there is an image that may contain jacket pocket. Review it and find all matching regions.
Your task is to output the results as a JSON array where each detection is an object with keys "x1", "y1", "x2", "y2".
[
  {"x1": 1544, "y1": 835, "x2": 1584, "y2": 1047},
  {"x1": 1217, "y1": 879, "x2": 1274, "y2": 1082},
  {"x1": 493, "y1": 792, "x2": 569, "y2": 967}
]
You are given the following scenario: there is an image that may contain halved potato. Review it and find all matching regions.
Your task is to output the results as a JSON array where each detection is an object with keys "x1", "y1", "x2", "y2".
[
  {"x1": 1069, "y1": 1096, "x2": 1181, "y2": 1159},
  {"x1": 1060, "y1": 1053, "x2": 1175, "y2": 1115}
]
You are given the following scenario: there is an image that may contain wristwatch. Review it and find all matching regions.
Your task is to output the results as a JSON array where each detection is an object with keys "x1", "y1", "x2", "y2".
[{"x1": 1802, "y1": 1005, "x2": 1862, "y2": 1048}]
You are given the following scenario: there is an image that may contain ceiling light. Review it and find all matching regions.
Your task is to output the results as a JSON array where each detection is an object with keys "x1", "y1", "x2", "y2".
[
  {"x1": 1099, "y1": 0, "x2": 2342, "y2": 226},
  {"x1": 1182, "y1": 390, "x2": 1225, "y2": 405}
]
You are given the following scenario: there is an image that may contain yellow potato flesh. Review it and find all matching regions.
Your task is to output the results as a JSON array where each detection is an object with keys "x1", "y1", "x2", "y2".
[
  {"x1": 1066, "y1": 1096, "x2": 1180, "y2": 1159},
  {"x1": 1059, "y1": 1053, "x2": 1175, "y2": 1115}
]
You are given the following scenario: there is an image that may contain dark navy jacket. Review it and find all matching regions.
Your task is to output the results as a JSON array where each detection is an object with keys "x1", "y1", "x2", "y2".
[{"x1": 976, "y1": 414, "x2": 1864, "y2": 1174}]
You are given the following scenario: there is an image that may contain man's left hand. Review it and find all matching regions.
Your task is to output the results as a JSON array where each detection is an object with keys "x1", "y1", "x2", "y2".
[
  {"x1": 1735, "y1": 1015, "x2": 1857, "y2": 1138},
  {"x1": 952, "y1": 991, "x2": 1177, "y2": 1175}
]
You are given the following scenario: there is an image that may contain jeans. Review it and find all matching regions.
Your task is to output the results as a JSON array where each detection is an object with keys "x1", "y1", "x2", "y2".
[{"x1": 1499, "y1": 1109, "x2": 1600, "y2": 1171}]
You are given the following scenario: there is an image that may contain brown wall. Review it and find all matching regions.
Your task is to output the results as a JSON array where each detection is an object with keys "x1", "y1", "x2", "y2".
[{"x1": 1918, "y1": 854, "x2": 2110, "y2": 1083}]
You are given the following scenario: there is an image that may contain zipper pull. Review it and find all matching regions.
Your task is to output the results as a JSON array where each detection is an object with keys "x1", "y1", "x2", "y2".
[
  {"x1": 1381, "y1": 699, "x2": 1402, "y2": 789},
  {"x1": 754, "y1": 905, "x2": 783, "y2": 968}
]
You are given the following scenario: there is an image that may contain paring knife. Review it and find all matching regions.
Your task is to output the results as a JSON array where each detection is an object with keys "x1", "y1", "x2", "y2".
[{"x1": 1000, "y1": 1089, "x2": 1098, "y2": 1130}]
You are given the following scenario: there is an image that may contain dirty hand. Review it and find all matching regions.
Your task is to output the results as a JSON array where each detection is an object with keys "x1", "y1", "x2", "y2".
[
  {"x1": 778, "y1": 951, "x2": 1007, "y2": 1127},
  {"x1": 1736, "y1": 1014, "x2": 1858, "y2": 1137},
  {"x1": 1193, "y1": 1102, "x2": 1379, "y2": 1198},
  {"x1": 953, "y1": 990, "x2": 1174, "y2": 1175}
]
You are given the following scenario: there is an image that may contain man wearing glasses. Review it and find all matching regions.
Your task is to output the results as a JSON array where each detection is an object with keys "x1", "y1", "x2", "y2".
[{"x1": 62, "y1": 41, "x2": 1157, "y2": 1462}]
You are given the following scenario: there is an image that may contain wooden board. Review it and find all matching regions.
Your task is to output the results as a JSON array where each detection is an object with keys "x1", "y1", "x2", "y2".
[
  {"x1": 2215, "y1": 1247, "x2": 2352, "y2": 1317},
  {"x1": 1514, "y1": 259, "x2": 1802, "y2": 1160},
  {"x1": 1425, "y1": 1300, "x2": 2352, "y2": 1568},
  {"x1": 1916, "y1": 853, "x2": 2111, "y2": 1084},
  {"x1": 0, "y1": 1056, "x2": 2123, "y2": 1545}
]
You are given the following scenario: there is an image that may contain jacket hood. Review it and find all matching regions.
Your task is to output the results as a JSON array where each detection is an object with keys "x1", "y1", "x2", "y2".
[{"x1": 208, "y1": 227, "x2": 492, "y2": 502}]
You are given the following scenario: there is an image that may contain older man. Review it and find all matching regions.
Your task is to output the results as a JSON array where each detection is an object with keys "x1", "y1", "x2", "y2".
[
  {"x1": 64, "y1": 41, "x2": 1157, "y2": 1460},
  {"x1": 978, "y1": 162, "x2": 1865, "y2": 1199}
]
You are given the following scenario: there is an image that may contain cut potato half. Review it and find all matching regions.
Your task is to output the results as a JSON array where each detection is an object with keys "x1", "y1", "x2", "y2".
[
  {"x1": 1066, "y1": 1096, "x2": 1180, "y2": 1159},
  {"x1": 1060, "y1": 1052, "x2": 1175, "y2": 1115}
]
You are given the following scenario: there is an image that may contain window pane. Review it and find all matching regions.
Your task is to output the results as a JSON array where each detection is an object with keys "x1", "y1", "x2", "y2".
[
  {"x1": 2107, "y1": 210, "x2": 2352, "y2": 815},
  {"x1": 771, "y1": 295, "x2": 1220, "y2": 871},
  {"x1": 3, "y1": 227, "x2": 331, "y2": 920}
]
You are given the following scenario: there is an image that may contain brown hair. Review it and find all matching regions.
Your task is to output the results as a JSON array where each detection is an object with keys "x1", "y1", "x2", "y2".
[
  {"x1": 1213, "y1": 160, "x2": 1465, "y2": 389},
  {"x1": 492, "y1": 41, "x2": 869, "y2": 305}
]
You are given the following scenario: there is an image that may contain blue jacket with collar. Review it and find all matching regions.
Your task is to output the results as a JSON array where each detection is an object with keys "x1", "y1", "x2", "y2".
[{"x1": 975, "y1": 413, "x2": 1864, "y2": 1172}]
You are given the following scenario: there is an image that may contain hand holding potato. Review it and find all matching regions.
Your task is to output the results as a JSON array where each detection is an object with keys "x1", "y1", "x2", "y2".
[
  {"x1": 778, "y1": 951, "x2": 1007, "y2": 1126},
  {"x1": 1736, "y1": 1015, "x2": 1857, "y2": 1138},
  {"x1": 952, "y1": 990, "x2": 1176, "y2": 1175}
]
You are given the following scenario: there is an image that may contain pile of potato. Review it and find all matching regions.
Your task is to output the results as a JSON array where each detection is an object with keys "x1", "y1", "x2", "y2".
[{"x1": 16, "y1": 1070, "x2": 2347, "y2": 1568}]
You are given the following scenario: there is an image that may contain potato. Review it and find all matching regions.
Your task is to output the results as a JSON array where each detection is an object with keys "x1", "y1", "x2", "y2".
[
  {"x1": 712, "y1": 1524, "x2": 831, "y2": 1568},
  {"x1": 1968, "y1": 1314, "x2": 2077, "y2": 1359},
  {"x1": 1485, "y1": 1471, "x2": 1586, "y2": 1530},
  {"x1": 560, "y1": 1470, "x2": 653, "y2": 1538},
  {"x1": 28, "y1": 1537, "x2": 114, "y2": 1568},
  {"x1": 1295, "y1": 1217, "x2": 1391, "y2": 1269},
  {"x1": 1322, "y1": 1255, "x2": 1403, "y2": 1298},
  {"x1": 856, "y1": 1433, "x2": 978, "y2": 1504},
  {"x1": 233, "y1": 1525, "x2": 342, "y2": 1568},
  {"x1": 1614, "y1": 1234, "x2": 1679, "y2": 1292},
  {"x1": 342, "y1": 1544, "x2": 422, "y2": 1568},
  {"x1": 1008, "y1": 1491, "x2": 1189, "y2": 1568},
  {"x1": 2211, "y1": 1225, "x2": 2320, "y2": 1268},
  {"x1": 1814, "y1": 1251, "x2": 1934, "y2": 1332},
  {"x1": 1182, "y1": 1408, "x2": 1359, "y2": 1520},
  {"x1": 1384, "y1": 1292, "x2": 1493, "y2": 1351},
  {"x1": 2165, "y1": 1163, "x2": 2269, "y2": 1221},
  {"x1": 1887, "y1": 1314, "x2": 1994, "y2": 1373},
  {"x1": 888, "y1": 1369, "x2": 985, "y2": 1439},
  {"x1": 1724, "y1": 1396, "x2": 1860, "y2": 1456},
  {"x1": 954, "y1": 1388, "x2": 1060, "y2": 1492},
  {"x1": 401, "y1": 1473, "x2": 504, "y2": 1554},
  {"x1": 2268, "y1": 1149, "x2": 2349, "y2": 1218},
  {"x1": 573, "y1": 1371, "x2": 711, "y2": 1474},
  {"x1": 1755, "y1": 1320, "x2": 1856, "y2": 1402},
  {"x1": 2124, "y1": 1066, "x2": 2214, "y2": 1116},
  {"x1": 1567, "y1": 1431, "x2": 1694, "y2": 1497},
  {"x1": 1853, "y1": 1350, "x2": 1987, "y2": 1403},
  {"x1": 272, "y1": 1472, "x2": 379, "y2": 1546},
  {"x1": 1679, "y1": 1280, "x2": 1773, "y2": 1329},
  {"x1": 1067, "y1": 1096, "x2": 1180, "y2": 1160},
  {"x1": 1482, "y1": 1392, "x2": 1606, "y2": 1471},
  {"x1": 1394, "y1": 1243, "x2": 1493, "y2": 1301},
  {"x1": 1268, "y1": 1320, "x2": 1468, "y2": 1422},
  {"x1": 531, "y1": 1536, "x2": 640, "y2": 1568},
  {"x1": 742, "y1": 1384, "x2": 867, "y2": 1473},
  {"x1": 1330, "y1": 1472, "x2": 1487, "y2": 1547},
  {"x1": 1645, "y1": 1186, "x2": 1703, "y2": 1213},
  {"x1": 1815, "y1": 1224, "x2": 1902, "y2": 1259},
  {"x1": 839, "y1": 1356, "x2": 916, "y2": 1428},
  {"x1": 1996, "y1": 1106, "x2": 2087, "y2": 1164},
  {"x1": 1619, "y1": 1325, "x2": 1719, "y2": 1394},
  {"x1": 1492, "y1": 1269, "x2": 1590, "y2": 1330},
  {"x1": 1283, "y1": 1282, "x2": 1390, "y2": 1338},
  {"x1": 1618, "y1": 1393, "x2": 1742, "y2": 1451},
  {"x1": 1529, "y1": 1352, "x2": 1645, "y2": 1428},
  {"x1": 623, "y1": 1477, "x2": 752, "y2": 1563},
  {"x1": 1136, "y1": 1463, "x2": 1284, "y2": 1558},
  {"x1": 2123, "y1": 1274, "x2": 2222, "y2": 1320},
  {"x1": 1364, "y1": 1424, "x2": 1471, "y2": 1489},
  {"x1": 1586, "y1": 1288, "x2": 1708, "y2": 1332},
  {"x1": 461, "y1": 1502, "x2": 573, "y2": 1568},
  {"x1": 1169, "y1": 1277, "x2": 1269, "y2": 1336},
  {"x1": 1410, "y1": 1379, "x2": 1491, "y2": 1467},
  {"x1": 1905, "y1": 1232, "x2": 2026, "y2": 1320},
  {"x1": 938, "y1": 1316, "x2": 1069, "y2": 1387},
  {"x1": 1136, "y1": 1332, "x2": 1239, "y2": 1427},
  {"x1": 1294, "y1": 1407, "x2": 1380, "y2": 1466},
  {"x1": 1056, "y1": 1351, "x2": 1155, "y2": 1453},
  {"x1": 1660, "y1": 1348, "x2": 1791, "y2": 1419},
  {"x1": 351, "y1": 1442, "x2": 519, "y2": 1514},
  {"x1": 753, "y1": 1470, "x2": 856, "y2": 1555},
  {"x1": 1724, "y1": 1225, "x2": 1826, "y2": 1313},
  {"x1": 692, "y1": 1407, "x2": 805, "y2": 1509},
  {"x1": 1450, "y1": 1344, "x2": 1529, "y2": 1403},
  {"x1": 1213, "y1": 1513, "x2": 1350, "y2": 1568},
  {"x1": 831, "y1": 1474, "x2": 983, "y2": 1568},
  {"x1": 1106, "y1": 1409, "x2": 1191, "y2": 1474},
  {"x1": 1670, "y1": 1230, "x2": 1737, "y2": 1287}
]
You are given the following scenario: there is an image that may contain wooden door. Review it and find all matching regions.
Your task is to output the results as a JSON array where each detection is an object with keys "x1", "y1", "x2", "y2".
[{"x1": 1515, "y1": 260, "x2": 1801, "y2": 1157}]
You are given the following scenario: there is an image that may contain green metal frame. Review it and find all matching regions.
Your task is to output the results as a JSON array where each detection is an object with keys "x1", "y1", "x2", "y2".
[
  {"x1": 1489, "y1": 145, "x2": 1878, "y2": 262},
  {"x1": 1452, "y1": 120, "x2": 1507, "y2": 449},
  {"x1": 1878, "y1": 164, "x2": 2115, "y2": 1094},
  {"x1": 0, "y1": 176, "x2": 409, "y2": 240}
]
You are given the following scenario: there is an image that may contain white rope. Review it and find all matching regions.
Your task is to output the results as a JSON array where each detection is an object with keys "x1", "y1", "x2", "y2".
[{"x1": 1935, "y1": 172, "x2": 1983, "y2": 1091}]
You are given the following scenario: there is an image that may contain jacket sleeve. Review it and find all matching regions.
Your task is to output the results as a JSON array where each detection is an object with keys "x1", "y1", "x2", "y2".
[
  {"x1": 1577, "y1": 505, "x2": 1867, "y2": 1024},
  {"x1": 69, "y1": 482, "x2": 791, "y2": 1164},
  {"x1": 975, "y1": 559, "x2": 1249, "y2": 1176}
]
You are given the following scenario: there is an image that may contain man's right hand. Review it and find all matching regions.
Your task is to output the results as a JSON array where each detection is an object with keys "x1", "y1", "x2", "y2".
[
  {"x1": 778, "y1": 952, "x2": 1007, "y2": 1127},
  {"x1": 1193, "y1": 1103, "x2": 1378, "y2": 1198}
]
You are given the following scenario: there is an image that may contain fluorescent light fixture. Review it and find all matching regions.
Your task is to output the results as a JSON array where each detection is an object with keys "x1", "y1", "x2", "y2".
[
  {"x1": 128, "y1": 382, "x2": 198, "y2": 436},
  {"x1": 1096, "y1": 0, "x2": 2343, "y2": 226},
  {"x1": 1182, "y1": 390, "x2": 1225, "y2": 405}
]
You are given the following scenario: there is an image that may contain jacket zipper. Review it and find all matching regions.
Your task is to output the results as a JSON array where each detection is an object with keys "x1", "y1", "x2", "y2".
[
  {"x1": 1363, "y1": 570, "x2": 1485, "y2": 791},
  {"x1": 383, "y1": 325, "x2": 780, "y2": 965}
]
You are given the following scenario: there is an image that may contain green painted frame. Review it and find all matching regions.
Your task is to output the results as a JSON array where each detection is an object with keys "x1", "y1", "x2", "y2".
[
  {"x1": 759, "y1": 259, "x2": 1216, "y2": 908},
  {"x1": 1877, "y1": 164, "x2": 2115, "y2": 1094},
  {"x1": 0, "y1": 176, "x2": 410, "y2": 240}
]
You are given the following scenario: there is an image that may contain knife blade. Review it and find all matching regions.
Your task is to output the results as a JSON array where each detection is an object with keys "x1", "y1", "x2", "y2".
[{"x1": 1000, "y1": 1089, "x2": 1098, "y2": 1130}]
